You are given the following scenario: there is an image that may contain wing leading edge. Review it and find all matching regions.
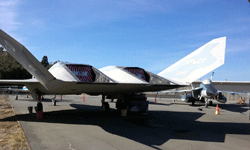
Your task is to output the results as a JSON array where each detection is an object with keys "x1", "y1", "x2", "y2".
[{"x1": 0, "y1": 29, "x2": 56, "y2": 90}]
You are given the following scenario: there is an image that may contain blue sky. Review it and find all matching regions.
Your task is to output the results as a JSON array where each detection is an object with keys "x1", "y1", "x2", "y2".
[{"x1": 0, "y1": 0, "x2": 249, "y2": 81}]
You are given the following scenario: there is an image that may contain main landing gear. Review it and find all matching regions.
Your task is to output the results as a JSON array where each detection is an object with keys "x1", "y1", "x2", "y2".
[
  {"x1": 209, "y1": 100, "x2": 213, "y2": 106},
  {"x1": 31, "y1": 92, "x2": 44, "y2": 112},
  {"x1": 101, "y1": 95, "x2": 110, "y2": 113},
  {"x1": 205, "y1": 98, "x2": 213, "y2": 108},
  {"x1": 191, "y1": 100, "x2": 195, "y2": 106},
  {"x1": 101, "y1": 94, "x2": 148, "y2": 117},
  {"x1": 36, "y1": 101, "x2": 43, "y2": 112},
  {"x1": 52, "y1": 95, "x2": 57, "y2": 106},
  {"x1": 15, "y1": 91, "x2": 19, "y2": 100}
]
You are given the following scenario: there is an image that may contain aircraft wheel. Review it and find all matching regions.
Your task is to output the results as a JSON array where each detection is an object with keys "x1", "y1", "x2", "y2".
[
  {"x1": 53, "y1": 100, "x2": 56, "y2": 106},
  {"x1": 37, "y1": 102, "x2": 43, "y2": 111},
  {"x1": 209, "y1": 101, "x2": 213, "y2": 106},
  {"x1": 120, "y1": 105, "x2": 130, "y2": 117},
  {"x1": 102, "y1": 102, "x2": 110, "y2": 112},
  {"x1": 15, "y1": 96, "x2": 18, "y2": 100}
]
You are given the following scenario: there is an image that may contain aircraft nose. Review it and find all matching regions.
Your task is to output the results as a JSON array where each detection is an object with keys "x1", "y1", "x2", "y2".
[
  {"x1": 218, "y1": 97, "x2": 227, "y2": 103},
  {"x1": 206, "y1": 89, "x2": 216, "y2": 96}
]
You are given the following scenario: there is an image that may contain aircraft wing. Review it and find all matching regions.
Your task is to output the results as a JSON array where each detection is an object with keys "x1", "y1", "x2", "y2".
[
  {"x1": 165, "y1": 87, "x2": 202, "y2": 94},
  {"x1": 0, "y1": 78, "x2": 39, "y2": 85},
  {"x1": 217, "y1": 90, "x2": 249, "y2": 97},
  {"x1": 193, "y1": 81, "x2": 250, "y2": 93},
  {"x1": 0, "y1": 87, "x2": 29, "y2": 92},
  {"x1": 0, "y1": 79, "x2": 40, "y2": 92},
  {"x1": 48, "y1": 82, "x2": 182, "y2": 95},
  {"x1": 0, "y1": 29, "x2": 57, "y2": 90},
  {"x1": 0, "y1": 77, "x2": 183, "y2": 95}
]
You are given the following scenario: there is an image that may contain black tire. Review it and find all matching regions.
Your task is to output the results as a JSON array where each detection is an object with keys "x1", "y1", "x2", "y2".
[
  {"x1": 102, "y1": 102, "x2": 110, "y2": 112},
  {"x1": 209, "y1": 101, "x2": 213, "y2": 106},
  {"x1": 191, "y1": 100, "x2": 195, "y2": 106},
  {"x1": 37, "y1": 102, "x2": 43, "y2": 111}
]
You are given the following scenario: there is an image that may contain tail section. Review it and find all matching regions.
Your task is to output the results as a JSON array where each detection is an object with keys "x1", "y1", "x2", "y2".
[
  {"x1": 0, "y1": 29, "x2": 55, "y2": 89},
  {"x1": 158, "y1": 37, "x2": 226, "y2": 85}
]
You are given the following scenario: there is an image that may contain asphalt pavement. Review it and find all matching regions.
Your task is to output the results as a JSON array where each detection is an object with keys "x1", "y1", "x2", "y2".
[{"x1": 5, "y1": 94, "x2": 250, "y2": 150}]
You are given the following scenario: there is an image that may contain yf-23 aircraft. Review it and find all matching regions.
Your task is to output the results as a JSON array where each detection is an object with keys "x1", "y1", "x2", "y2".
[{"x1": 0, "y1": 29, "x2": 226, "y2": 116}]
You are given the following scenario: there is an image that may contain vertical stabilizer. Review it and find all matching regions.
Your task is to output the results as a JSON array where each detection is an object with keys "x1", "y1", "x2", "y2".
[
  {"x1": 0, "y1": 29, "x2": 55, "y2": 89},
  {"x1": 158, "y1": 37, "x2": 226, "y2": 85}
]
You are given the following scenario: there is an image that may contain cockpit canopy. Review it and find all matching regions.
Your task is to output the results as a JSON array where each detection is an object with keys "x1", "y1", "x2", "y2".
[{"x1": 202, "y1": 79, "x2": 212, "y2": 85}]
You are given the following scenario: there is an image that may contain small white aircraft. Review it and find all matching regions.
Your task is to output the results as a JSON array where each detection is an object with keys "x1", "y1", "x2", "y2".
[
  {"x1": 0, "y1": 86, "x2": 29, "y2": 99},
  {"x1": 166, "y1": 73, "x2": 227, "y2": 107},
  {"x1": 0, "y1": 29, "x2": 226, "y2": 116},
  {"x1": 166, "y1": 71, "x2": 250, "y2": 107}
]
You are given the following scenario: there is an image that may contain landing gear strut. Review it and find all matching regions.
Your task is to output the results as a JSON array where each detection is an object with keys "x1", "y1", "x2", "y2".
[
  {"x1": 101, "y1": 95, "x2": 110, "y2": 113},
  {"x1": 116, "y1": 98, "x2": 129, "y2": 117},
  {"x1": 36, "y1": 101, "x2": 43, "y2": 112},
  {"x1": 52, "y1": 95, "x2": 56, "y2": 106},
  {"x1": 205, "y1": 98, "x2": 208, "y2": 108},
  {"x1": 31, "y1": 92, "x2": 43, "y2": 111},
  {"x1": 191, "y1": 100, "x2": 195, "y2": 106},
  {"x1": 209, "y1": 100, "x2": 213, "y2": 106}
]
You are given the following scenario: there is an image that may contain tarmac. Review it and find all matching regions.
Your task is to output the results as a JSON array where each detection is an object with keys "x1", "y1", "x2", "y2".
[{"x1": 5, "y1": 94, "x2": 250, "y2": 150}]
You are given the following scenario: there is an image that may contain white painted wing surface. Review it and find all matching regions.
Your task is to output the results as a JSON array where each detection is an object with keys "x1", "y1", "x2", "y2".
[
  {"x1": 165, "y1": 87, "x2": 202, "y2": 94},
  {"x1": 158, "y1": 37, "x2": 226, "y2": 85}
]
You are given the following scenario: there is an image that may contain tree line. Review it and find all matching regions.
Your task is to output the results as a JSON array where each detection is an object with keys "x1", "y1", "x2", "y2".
[{"x1": 0, "y1": 47, "x2": 58, "y2": 79}]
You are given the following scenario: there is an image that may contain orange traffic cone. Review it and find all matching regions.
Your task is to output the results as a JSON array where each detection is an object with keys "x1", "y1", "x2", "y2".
[
  {"x1": 83, "y1": 93, "x2": 85, "y2": 102},
  {"x1": 215, "y1": 105, "x2": 220, "y2": 115},
  {"x1": 242, "y1": 99, "x2": 246, "y2": 106}
]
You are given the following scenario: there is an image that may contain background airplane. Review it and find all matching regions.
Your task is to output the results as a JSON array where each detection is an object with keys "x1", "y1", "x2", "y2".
[
  {"x1": 165, "y1": 72, "x2": 250, "y2": 107},
  {"x1": 166, "y1": 74, "x2": 227, "y2": 107},
  {"x1": 0, "y1": 29, "x2": 226, "y2": 116},
  {"x1": 0, "y1": 86, "x2": 29, "y2": 99}
]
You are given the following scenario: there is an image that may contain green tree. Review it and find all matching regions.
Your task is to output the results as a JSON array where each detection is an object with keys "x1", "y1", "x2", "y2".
[
  {"x1": 41, "y1": 56, "x2": 49, "y2": 69},
  {"x1": 0, "y1": 47, "x2": 31, "y2": 79}
]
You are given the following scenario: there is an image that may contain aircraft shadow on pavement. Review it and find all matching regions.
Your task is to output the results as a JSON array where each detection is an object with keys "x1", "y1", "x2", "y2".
[
  {"x1": 151, "y1": 100, "x2": 249, "y2": 114},
  {"x1": 218, "y1": 103, "x2": 249, "y2": 114},
  {"x1": 148, "y1": 101, "x2": 171, "y2": 106},
  {"x1": 1, "y1": 103, "x2": 250, "y2": 149},
  {"x1": 15, "y1": 98, "x2": 73, "y2": 103}
]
